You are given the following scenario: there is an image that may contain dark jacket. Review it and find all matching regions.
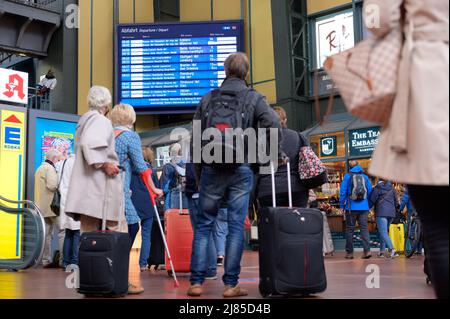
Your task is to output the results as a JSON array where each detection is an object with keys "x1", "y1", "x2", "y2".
[
  {"x1": 130, "y1": 162, "x2": 159, "y2": 220},
  {"x1": 340, "y1": 165, "x2": 373, "y2": 211},
  {"x1": 185, "y1": 162, "x2": 198, "y2": 197},
  {"x1": 192, "y1": 77, "x2": 283, "y2": 179},
  {"x1": 257, "y1": 128, "x2": 307, "y2": 199},
  {"x1": 369, "y1": 181, "x2": 399, "y2": 218}
]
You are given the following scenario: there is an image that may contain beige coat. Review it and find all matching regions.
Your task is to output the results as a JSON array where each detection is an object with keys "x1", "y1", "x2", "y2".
[
  {"x1": 34, "y1": 161, "x2": 58, "y2": 218},
  {"x1": 65, "y1": 110, "x2": 125, "y2": 228},
  {"x1": 368, "y1": 0, "x2": 449, "y2": 185}
]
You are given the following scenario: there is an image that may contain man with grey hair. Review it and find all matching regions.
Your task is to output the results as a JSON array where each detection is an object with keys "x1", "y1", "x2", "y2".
[
  {"x1": 34, "y1": 148, "x2": 63, "y2": 268},
  {"x1": 65, "y1": 86, "x2": 124, "y2": 233},
  {"x1": 188, "y1": 52, "x2": 283, "y2": 298}
]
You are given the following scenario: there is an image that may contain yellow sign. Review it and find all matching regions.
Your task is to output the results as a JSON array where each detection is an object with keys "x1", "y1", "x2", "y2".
[{"x1": 0, "y1": 109, "x2": 25, "y2": 260}]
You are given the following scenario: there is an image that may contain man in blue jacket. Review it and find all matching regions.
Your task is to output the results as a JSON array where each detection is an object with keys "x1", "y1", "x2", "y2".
[{"x1": 340, "y1": 160, "x2": 373, "y2": 259}]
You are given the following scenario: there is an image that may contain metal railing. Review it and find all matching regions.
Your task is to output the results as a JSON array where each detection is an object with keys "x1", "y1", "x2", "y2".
[
  {"x1": 0, "y1": 195, "x2": 46, "y2": 270},
  {"x1": 5, "y1": 0, "x2": 63, "y2": 13},
  {"x1": 28, "y1": 86, "x2": 53, "y2": 111}
]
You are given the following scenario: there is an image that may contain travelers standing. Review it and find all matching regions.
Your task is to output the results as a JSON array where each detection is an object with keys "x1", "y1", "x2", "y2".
[
  {"x1": 369, "y1": 180, "x2": 400, "y2": 258},
  {"x1": 109, "y1": 104, "x2": 162, "y2": 246},
  {"x1": 130, "y1": 147, "x2": 162, "y2": 271},
  {"x1": 256, "y1": 106, "x2": 309, "y2": 208},
  {"x1": 187, "y1": 52, "x2": 283, "y2": 298},
  {"x1": 34, "y1": 149, "x2": 63, "y2": 268},
  {"x1": 65, "y1": 86, "x2": 124, "y2": 233},
  {"x1": 365, "y1": 0, "x2": 449, "y2": 298},
  {"x1": 56, "y1": 154, "x2": 81, "y2": 269},
  {"x1": 340, "y1": 160, "x2": 373, "y2": 259},
  {"x1": 160, "y1": 143, "x2": 187, "y2": 210},
  {"x1": 109, "y1": 105, "x2": 163, "y2": 293}
]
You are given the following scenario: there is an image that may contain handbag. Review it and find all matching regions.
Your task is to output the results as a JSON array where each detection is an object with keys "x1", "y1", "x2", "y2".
[
  {"x1": 298, "y1": 133, "x2": 328, "y2": 189},
  {"x1": 323, "y1": 27, "x2": 403, "y2": 125},
  {"x1": 51, "y1": 159, "x2": 67, "y2": 216}
]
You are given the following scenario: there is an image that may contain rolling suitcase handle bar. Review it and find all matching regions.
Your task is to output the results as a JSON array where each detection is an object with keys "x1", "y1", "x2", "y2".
[{"x1": 270, "y1": 161, "x2": 293, "y2": 209}]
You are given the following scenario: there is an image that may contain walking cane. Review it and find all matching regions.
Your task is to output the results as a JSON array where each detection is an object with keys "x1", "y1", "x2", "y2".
[{"x1": 140, "y1": 170, "x2": 180, "y2": 288}]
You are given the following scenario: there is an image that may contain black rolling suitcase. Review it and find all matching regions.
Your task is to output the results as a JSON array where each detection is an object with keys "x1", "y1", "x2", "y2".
[
  {"x1": 78, "y1": 207, "x2": 131, "y2": 297},
  {"x1": 258, "y1": 162, "x2": 327, "y2": 297}
]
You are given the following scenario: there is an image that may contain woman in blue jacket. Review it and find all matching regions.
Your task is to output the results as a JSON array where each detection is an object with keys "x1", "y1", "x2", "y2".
[{"x1": 370, "y1": 180, "x2": 400, "y2": 258}]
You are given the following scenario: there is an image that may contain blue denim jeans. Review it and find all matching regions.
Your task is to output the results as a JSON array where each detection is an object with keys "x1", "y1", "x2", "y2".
[
  {"x1": 377, "y1": 217, "x2": 394, "y2": 252},
  {"x1": 213, "y1": 208, "x2": 228, "y2": 257},
  {"x1": 190, "y1": 165, "x2": 253, "y2": 287},
  {"x1": 62, "y1": 229, "x2": 80, "y2": 267},
  {"x1": 345, "y1": 210, "x2": 371, "y2": 253},
  {"x1": 139, "y1": 217, "x2": 154, "y2": 268},
  {"x1": 187, "y1": 195, "x2": 217, "y2": 278}
]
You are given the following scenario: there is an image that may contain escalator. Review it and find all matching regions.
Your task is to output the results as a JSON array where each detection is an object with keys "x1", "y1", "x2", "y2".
[{"x1": 0, "y1": 195, "x2": 45, "y2": 270}]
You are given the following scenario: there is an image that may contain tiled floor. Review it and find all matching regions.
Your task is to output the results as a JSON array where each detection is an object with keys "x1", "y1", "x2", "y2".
[{"x1": 0, "y1": 250, "x2": 435, "y2": 299}]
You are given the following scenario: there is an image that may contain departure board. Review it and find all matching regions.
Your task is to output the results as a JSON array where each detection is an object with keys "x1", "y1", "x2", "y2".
[{"x1": 117, "y1": 21, "x2": 244, "y2": 112}]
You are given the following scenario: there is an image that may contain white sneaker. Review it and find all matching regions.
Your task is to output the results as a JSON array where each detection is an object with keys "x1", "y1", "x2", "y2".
[{"x1": 390, "y1": 249, "x2": 400, "y2": 258}]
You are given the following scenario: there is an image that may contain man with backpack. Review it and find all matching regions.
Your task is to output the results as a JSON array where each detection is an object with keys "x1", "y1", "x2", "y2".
[
  {"x1": 340, "y1": 160, "x2": 373, "y2": 259},
  {"x1": 160, "y1": 143, "x2": 188, "y2": 210},
  {"x1": 187, "y1": 52, "x2": 283, "y2": 298}
]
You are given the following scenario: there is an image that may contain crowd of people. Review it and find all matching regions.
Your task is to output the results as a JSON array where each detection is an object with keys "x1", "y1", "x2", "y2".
[{"x1": 32, "y1": 0, "x2": 449, "y2": 299}]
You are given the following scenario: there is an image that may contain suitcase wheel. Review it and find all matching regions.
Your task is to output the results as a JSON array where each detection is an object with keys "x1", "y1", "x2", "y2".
[
  {"x1": 167, "y1": 270, "x2": 173, "y2": 277},
  {"x1": 426, "y1": 277, "x2": 431, "y2": 285}
]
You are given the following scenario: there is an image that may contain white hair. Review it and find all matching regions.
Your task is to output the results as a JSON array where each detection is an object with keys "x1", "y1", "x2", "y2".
[
  {"x1": 88, "y1": 86, "x2": 112, "y2": 111},
  {"x1": 46, "y1": 149, "x2": 62, "y2": 160},
  {"x1": 169, "y1": 143, "x2": 182, "y2": 157}
]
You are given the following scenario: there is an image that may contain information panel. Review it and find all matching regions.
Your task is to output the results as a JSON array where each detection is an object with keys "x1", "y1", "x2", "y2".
[
  {"x1": 118, "y1": 21, "x2": 244, "y2": 111},
  {"x1": 0, "y1": 106, "x2": 26, "y2": 260}
]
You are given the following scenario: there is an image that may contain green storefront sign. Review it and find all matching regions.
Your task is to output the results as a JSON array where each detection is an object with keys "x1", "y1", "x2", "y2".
[
  {"x1": 320, "y1": 136, "x2": 337, "y2": 157},
  {"x1": 349, "y1": 127, "x2": 380, "y2": 157}
]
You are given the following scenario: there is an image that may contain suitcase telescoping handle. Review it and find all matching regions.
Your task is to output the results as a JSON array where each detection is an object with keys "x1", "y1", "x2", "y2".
[{"x1": 270, "y1": 161, "x2": 293, "y2": 209}]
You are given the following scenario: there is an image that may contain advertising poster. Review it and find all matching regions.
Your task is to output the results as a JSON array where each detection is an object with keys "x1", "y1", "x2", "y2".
[
  {"x1": 34, "y1": 118, "x2": 77, "y2": 172},
  {"x1": 156, "y1": 145, "x2": 170, "y2": 168},
  {"x1": 0, "y1": 108, "x2": 26, "y2": 260},
  {"x1": 315, "y1": 10, "x2": 355, "y2": 68}
]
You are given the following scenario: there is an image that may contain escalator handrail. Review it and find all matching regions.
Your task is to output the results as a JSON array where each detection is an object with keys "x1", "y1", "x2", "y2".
[{"x1": 0, "y1": 195, "x2": 46, "y2": 270}]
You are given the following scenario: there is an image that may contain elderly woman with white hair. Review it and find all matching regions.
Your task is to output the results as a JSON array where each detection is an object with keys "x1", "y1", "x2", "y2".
[{"x1": 65, "y1": 86, "x2": 124, "y2": 233}]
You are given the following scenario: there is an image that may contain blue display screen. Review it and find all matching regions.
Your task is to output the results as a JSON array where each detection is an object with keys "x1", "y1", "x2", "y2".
[
  {"x1": 118, "y1": 21, "x2": 244, "y2": 112},
  {"x1": 34, "y1": 118, "x2": 77, "y2": 172}
]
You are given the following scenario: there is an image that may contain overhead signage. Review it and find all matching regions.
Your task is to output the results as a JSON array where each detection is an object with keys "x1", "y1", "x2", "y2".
[{"x1": 349, "y1": 127, "x2": 380, "y2": 157}]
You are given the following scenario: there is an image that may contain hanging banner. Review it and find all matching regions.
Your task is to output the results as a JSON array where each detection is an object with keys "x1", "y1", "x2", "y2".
[{"x1": 0, "y1": 106, "x2": 26, "y2": 260}]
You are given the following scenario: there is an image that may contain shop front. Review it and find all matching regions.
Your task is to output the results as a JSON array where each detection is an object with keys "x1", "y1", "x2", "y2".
[{"x1": 303, "y1": 113, "x2": 381, "y2": 250}]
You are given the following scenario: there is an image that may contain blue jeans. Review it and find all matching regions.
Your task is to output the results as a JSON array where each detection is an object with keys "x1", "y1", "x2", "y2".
[
  {"x1": 62, "y1": 229, "x2": 80, "y2": 267},
  {"x1": 377, "y1": 217, "x2": 394, "y2": 252},
  {"x1": 190, "y1": 165, "x2": 253, "y2": 287},
  {"x1": 139, "y1": 217, "x2": 154, "y2": 268},
  {"x1": 214, "y1": 209, "x2": 228, "y2": 257},
  {"x1": 187, "y1": 195, "x2": 217, "y2": 278},
  {"x1": 345, "y1": 210, "x2": 371, "y2": 253}
]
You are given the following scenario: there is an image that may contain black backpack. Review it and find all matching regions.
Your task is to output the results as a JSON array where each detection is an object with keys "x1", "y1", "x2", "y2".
[
  {"x1": 350, "y1": 173, "x2": 368, "y2": 201},
  {"x1": 201, "y1": 88, "x2": 255, "y2": 166},
  {"x1": 169, "y1": 163, "x2": 186, "y2": 192}
]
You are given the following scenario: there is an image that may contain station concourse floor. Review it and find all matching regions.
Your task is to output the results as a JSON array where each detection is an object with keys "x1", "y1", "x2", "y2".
[{"x1": 0, "y1": 250, "x2": 434, "y2": 299}]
